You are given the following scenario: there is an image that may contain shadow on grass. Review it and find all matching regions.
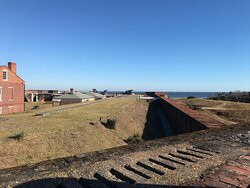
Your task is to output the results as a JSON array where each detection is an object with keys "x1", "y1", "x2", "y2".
[{"x1": 142, "y1": 99, "x2": 175, "y2": 141}]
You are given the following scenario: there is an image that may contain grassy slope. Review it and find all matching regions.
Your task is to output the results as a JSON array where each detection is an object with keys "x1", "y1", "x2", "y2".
[
  {"x1": 176, "y1": 98, "x2": 250, "y2": 125},
  {"x1": 0, "y1": 97, "x2": 148, "y2": 169}
]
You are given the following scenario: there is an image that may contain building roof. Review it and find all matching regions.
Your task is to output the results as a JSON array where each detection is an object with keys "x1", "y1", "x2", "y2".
[
  {"x1": 26, "y1": 90, "x2": 59, "y2": 94},
  {"x1": 85, "y1": 92, "x2": 106, "y2": 98},
  {"x1": 0, "y1": 65, "x2": 24, "y2": 83},
  {"x1": 54, "y1": 92, "x2": 94, "y2": 100}
]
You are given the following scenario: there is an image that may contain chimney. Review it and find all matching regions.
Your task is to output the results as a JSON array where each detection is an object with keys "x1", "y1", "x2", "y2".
[
  {"x1": 8, "y1": 62, "x2": 16, "y2": 74},
  {"x1": 70, "y1": 88, "x2": 74, "y2": 94}
]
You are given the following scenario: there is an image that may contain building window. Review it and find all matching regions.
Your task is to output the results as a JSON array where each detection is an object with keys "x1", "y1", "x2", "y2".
[
  {"x1": 0, "y1": 87, "x2": 2, "y2": 102},
  {"x1": 8, "y1": 87, "x2": 13, "y2": 101},
  {"x1": 8, "y1": 106, "x2": 13, "y2": 114},
  {"x1": 3, "y1": 70, "x2": 8, "y2": 81},
  {"x1": 0, "y1": 107, "x2": 2, "y2": 114}
]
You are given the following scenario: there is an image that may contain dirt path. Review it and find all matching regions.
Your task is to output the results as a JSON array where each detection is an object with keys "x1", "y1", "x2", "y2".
[
  {"x1": 34, "y1": 97, "x2": 118, "y2": 116},
  {"x1": 35, "y1": 101, "x2": 100, "y2": 116},
  {"x1": 201, "y1": 101, "x2": 228, "y2": 110}
]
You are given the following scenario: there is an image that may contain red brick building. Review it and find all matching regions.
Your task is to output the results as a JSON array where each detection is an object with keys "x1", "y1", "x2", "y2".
[{"x1": 0, "y1": 62, "x2": 25, "y2": 114}]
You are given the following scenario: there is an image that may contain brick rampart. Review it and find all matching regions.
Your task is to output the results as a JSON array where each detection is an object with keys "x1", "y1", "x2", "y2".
[{"x1": 154, "y1": 93, "x2": 224, "y2": 133}]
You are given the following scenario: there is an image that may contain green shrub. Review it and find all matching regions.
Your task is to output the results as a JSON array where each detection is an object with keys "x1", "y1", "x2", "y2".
[
  {"x1": 105, "y1": 119, "x2": 117, "y2": 129},
  {"x1": 71, "y1": 133, "x2": 77, "y2": 139},
  {"x1": 187, "y1": 96, "x2": 195, "y2": 99},
  {"x1": 8, "y1": 132, "x2": 24, "y2": 141},
  {"x1": 125, "y1": 134, "x2": 142, "y2": 144},
  {"x1": 32, "y1": 105, "x2": 39, "y2": 110}
]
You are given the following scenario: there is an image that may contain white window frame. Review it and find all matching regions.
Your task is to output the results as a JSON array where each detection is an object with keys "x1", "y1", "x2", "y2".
[
  {"x1": 0, "y1": 87, "x2": 2, "y2": 102},
  {"x1": 3, "y1": 70, "x2": 8, "y2": 81}
]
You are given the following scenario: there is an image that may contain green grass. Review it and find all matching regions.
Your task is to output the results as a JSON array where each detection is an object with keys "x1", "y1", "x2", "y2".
[
  {"x1": 125, "y1": 133, "x2": 142, "y2": 144},
  {"x1": 104, "y1": 119, "x2": 117, "y2": 129},
  {"x1": 8, "y1": 132, "x2": 24, "y2": 142},
  {"x1": 176, "y1": 98, "x2": 250, "y2": 124}
]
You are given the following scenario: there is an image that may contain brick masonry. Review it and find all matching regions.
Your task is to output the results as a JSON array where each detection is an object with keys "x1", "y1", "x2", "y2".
[
  {"x1": 0, "y1": 62, "x2": 25, "y2": 114},
  {"x1": 154, "y1": 92, "x2": 225, "y2": 131},
  {"x1": 200, "y1": 154, "x2": 250, "y2": 187}
]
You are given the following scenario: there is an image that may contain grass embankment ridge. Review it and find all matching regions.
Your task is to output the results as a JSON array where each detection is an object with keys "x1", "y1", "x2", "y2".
[
  {"x1": 176, "y1": 98, "x2": 250, "y2": 125},
  {"x1": 0, "y1": 97, "x2": 148, "y2": 169}
]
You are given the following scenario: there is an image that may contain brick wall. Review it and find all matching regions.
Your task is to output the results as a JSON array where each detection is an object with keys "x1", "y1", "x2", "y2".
[
  {"x1": 154, "y1": 93, "x2": 224, "y2": 134},
  {"x1": 0, "y1": 65, "x2": 25, "y2": 114}
]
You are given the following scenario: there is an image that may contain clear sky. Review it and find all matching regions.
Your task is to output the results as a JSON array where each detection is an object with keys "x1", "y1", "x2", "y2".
[{"x1": 0, "y1": 0, "x2": 249, "y2": 92}]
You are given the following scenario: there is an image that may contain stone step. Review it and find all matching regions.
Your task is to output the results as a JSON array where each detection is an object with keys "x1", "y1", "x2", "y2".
[
  {"x1": 93, "y1": 171, "x2": 124, "y2": 188},
  {"x1": 148, "y1": 157, "x2": 177, "y2": 170},
  {"x1": 176, "y1": 149, "x2": 205, "y2": 159},
  {"x1": 193, "y1": 146, "x2": 220, "y2": 154},
  {"x1": 158, "y1": 154, "x2": 187, "y2": 166},
  {"x1": 168, "y1": 153, "x2": 198, "y2": 163},
  {"x1": 110, "y1": 167, "x2": 148, "y2": 184},
  {"x1": 186, "y1": 147, "x2": 214, "y2": 156},
  {"x1": 109, "y1": 168, "x2": 136, "y2": 184},
  {"x1": 124, "y1": 165, "x2": 152, "y2": 180},
  {"x1": 127, "y1": 164, "x2": 157, "y2": 179},
  {"x1": 136, "y1": 160, "x2": 165, "y2": 176}
]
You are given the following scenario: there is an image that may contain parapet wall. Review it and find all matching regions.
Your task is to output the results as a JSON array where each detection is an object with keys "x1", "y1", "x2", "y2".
[
  {"x1": 159, "y1": 98, "x2": 207, "y2": 134},
  {"x1": 151, "y1": 92, "x2": 224, "y2": 134},
  {"x1": 1, "y1": 124, "x2": 249, "y2": 187}
]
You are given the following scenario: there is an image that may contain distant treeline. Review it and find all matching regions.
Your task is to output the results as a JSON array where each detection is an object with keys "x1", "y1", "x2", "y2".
[{"x1": 210, "y1": 92, "x2": 250, "y2": 103}]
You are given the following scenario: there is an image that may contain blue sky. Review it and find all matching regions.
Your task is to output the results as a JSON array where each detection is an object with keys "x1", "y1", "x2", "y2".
[{"x1": 0, "y1": 0, "x2": 249, "y2": 92}]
